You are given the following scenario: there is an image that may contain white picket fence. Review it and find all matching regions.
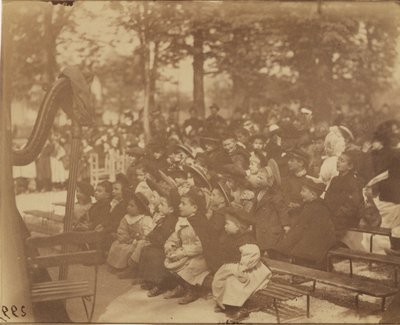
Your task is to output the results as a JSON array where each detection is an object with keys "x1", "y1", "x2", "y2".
[{"x1": 89, "y1": 152, "x2": 130, "y2": 186}]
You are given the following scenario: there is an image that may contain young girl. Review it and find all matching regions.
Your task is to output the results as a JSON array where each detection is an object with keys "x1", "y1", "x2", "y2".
[
  {"x1": 163, "y1": 188, "x2": 211, "y2": 304},
  {"x1": 72, "y1": 181, "x2": 94, "y2": 228},
  {"x1": 74, "y1": 181, "x2": 112, "y2": 232},
  {"x1": 212, "y1": 207, "x2": 271, "y2": 322},
  {"x1": 107, "y1": 191, "x2": 154, "y2": 276}
]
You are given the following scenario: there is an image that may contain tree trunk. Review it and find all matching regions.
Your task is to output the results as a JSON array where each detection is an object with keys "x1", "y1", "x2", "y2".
[
  {"x1": 149, "y1": 41, "x2": 159, "y2": 112},
  {"x1": 231, "y1": 74, "x2": 247, "y2": 116},
  {"x1": 43, "y1": 6, "x2": 57, "y2": 87},
  {"x1": 192, "y1": 26, "x2": 205, "y2": 118},
  {"x1": 143, "y1": 42, "x2": 152, "y2": 144}
]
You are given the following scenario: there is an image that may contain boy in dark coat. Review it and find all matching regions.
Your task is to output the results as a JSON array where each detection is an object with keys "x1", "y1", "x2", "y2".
[
  {"x1": 74, "y1": 180, "x2": 112, "y2": 231},
  {"x1": 324, "y1": 151, "x2": 364, "y2": 238},
  {"x1": 249, "y1": 163, "x2": 289, "y2": 252},
  {"x1": 138, "y1": 188, "x2": 180, "y2": 296},
  {"x1": 280, "y1": 149, "x2": 310, "y2": 216},
  {"x1": 271, "y1": 178, "x2": 337, "y2": 269}
]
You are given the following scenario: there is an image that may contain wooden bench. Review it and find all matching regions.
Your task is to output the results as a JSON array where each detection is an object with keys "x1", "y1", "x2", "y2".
[
  {"x1": 327, "y1": 248, "x2": 400, "y2": 286},
  {"x1": 347, "y1": 226, "x2": 392, "y2": 252},
  {"x1": 255, "y1": 281, "x2": 310, "y2": 323},
  {"x1": 26, "y1": 231, "x2": 104, "y2": 322},
  {"x1": 262, "y1": 257, "x2": 398, "y2": 311}
]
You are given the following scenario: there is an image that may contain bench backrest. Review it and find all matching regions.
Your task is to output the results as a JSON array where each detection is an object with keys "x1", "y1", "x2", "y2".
[
  {"x1": 329, "y1": 248, "x2": 400, "y2": 266},
  {"x1": 262, "y1": 257, "x2": 398, "y2": 297},
  {"x1": 26, "y1": 231, "x2": 104, "y2": 269},
  {"x1": 347, "y1": 226, "x2": 391, "y2": 236}
]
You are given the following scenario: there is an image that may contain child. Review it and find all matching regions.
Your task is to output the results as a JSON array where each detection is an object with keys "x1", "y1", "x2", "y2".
[
  {"x1": 107, "y1": 191, "x2": 153, "y2": 277},
  {"x1": 163, "y1": 188, "x2": 211, "y2": 304},
  {"x1": 104, "y1": 175, "x2": 130, "y2": 235},
  {"x1": 212, "y1": 207, "x2": 271, "y2": 322},
  {"x1": 138, "y1": 189, "x2": 180, "y2": 296},
  {"x1": 72, "y1": 181, "x2": 94, "y2": 229},
  {"x1": 272, "y1": 177, "x2": 337, "y2": 269},
  {"x1": 74, "y1": 181, "x2": 112, "y2": 232}
]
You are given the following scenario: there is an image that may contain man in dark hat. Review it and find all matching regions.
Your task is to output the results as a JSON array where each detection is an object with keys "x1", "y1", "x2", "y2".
[
  {"x1": 281, "y1": 148, "x2": 311, "y2": 215},
  {"x1": 221, "y1": 133, "x2": 250, "y2": 172},
  {"x1": 196, "y1": 133, "x2": 226, "y2": 171},
  {"x1": 271, "y1": 177, "x2": 336, "y2": 270},
  {"x1": 205, "y1": 104, "x2": 227, "y2": 134},
  {"x1": 183, "y1": 107, "x2": 204, "y2": 137}
]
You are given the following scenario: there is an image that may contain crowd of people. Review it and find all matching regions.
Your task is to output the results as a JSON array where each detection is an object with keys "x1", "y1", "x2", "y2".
[{"x1": 61, "y1": 102, "x2": 400, "y2": 322}]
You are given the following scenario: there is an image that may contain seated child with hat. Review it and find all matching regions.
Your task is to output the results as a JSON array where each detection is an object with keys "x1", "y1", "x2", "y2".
[
  {"x1": 107, "y1": 191, "x2": 154, "y2": 279},
  {"x1": 212, "y1": 207, "x2": 272, "y2": 322},
  {"x1": 271, "y1": 177, "x2": 337, "y2": 269}
]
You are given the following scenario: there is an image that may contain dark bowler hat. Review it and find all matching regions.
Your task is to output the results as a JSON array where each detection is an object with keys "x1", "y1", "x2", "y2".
[
  {"x1": 286, "y1": 148, "x2": 310, "y2": 165},
  {"x1": 185, "y1": 165, "x2": 212, "y2": 192},
  {"x1": 211, "y1": 178, "x2": 233, "y2": 207},
  {"x1": 220, "y1": 206, "x2": 255, "y2": 228},
  {"x1": 302, "y1": 177, "x2": 326, "y2": 196},
  {"x1": 167, "y1": 144, "x2": 195, "y2": 158},
  {"x1": 210, "y1": 103, "x2": 220, "y2": 111}
]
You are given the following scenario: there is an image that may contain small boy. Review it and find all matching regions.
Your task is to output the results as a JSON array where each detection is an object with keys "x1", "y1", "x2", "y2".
[
  {"x1": 139, "y1": 190, "x2": 180, "y2": 296},
  {"x1": 163, "y1": 188, "x2": 211, "y2": 304}
]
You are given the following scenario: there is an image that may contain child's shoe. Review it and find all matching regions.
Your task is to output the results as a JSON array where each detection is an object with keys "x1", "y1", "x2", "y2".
[
  {"x1": 163, "y1": 284, "x2": 186, "y2": 299},
  {"x1": 147, "y1": 286, "x2": 165, "y2": 297},
  {"x1": 178, "y1": 287, "x2": 199, "y2": 305},
  {"x1": 227, "y1": 307, "x2": 249, "y2": 323}
]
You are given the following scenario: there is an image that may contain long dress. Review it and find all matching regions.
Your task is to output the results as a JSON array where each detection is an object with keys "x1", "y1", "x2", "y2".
[
  {"x1": 212, "y1": 233, "x2": 271, "y2": 307},
  {"x1": 50, "y1": 143, "x2": 67, "y2": 184},
  {"x1": 107, "y1": 214, "x2": 154, "y2": 269},
  {"x1": 164, "y1": 217, "x2": 210, "y2": 286}
]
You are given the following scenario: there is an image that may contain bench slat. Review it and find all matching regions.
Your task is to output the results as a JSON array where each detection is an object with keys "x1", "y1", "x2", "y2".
[
  {"x1": 259, "y1": 288, "x2": 292, "y2": 300},
  {"x1": 263, "y1": 257, "x2": 398, "y2": 298},
  {"x1": 347, "y1": 226, "x2": 391, "y2": 236},
  {"x1": 28, "y1": 250, "x2": 102, "y2": 268},
  {"x1": 328, "y1": 248, "x2": 400, "y2": 266},
  {"x1": 31, "y1": 290, "x2": 94, "y2": 303},
  {"x1": 268, "y1": 282, "x2": 307, "y2": 296},
  {"x1": 264, "y1": 287, "x2": 298, "y2": 300},
  {"x1": 32, "y1": 280, "x2": 88, "y2": 289},
  {"x1": 32, "y1": 283, "x2": 89, "y2": 294}
]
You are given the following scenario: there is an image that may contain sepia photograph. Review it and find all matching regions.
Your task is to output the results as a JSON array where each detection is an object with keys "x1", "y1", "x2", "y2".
[{"x1": 1, "y1": 0, "x2": 400, "y2": 323}]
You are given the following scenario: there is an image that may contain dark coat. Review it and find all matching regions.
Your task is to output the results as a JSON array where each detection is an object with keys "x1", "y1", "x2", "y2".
[
  {"x1": 324, "y1": 171, "x2": 364, "y2": 232},
  {"x1": 281, "y1": 173, "x2": 307, "y2": 209},
  {"x1": 147, "y1": 213, "x2": 178, "y2": 247},
  {"x1": 272, "y1": 198, "x2": 337, "y2": 265},
  {"x1": 138, "y1": 213, "x2": 178, "y2": 285},
  {"x1": 104, "y1": 200, "x2": 128, "y2": 234},
  {"x1": 87, "y1": 199, "x2": 111, "y2": 230},
  {"x1": 373, "y1": 148, "x2": 400, "y2": 204},
  {"x1": 252, "y1": 187, "x2": 289, "y2": 251},
  {"x1": 188, "y1": 213, "x2": 222, "y2": 273},
  {"x1": 218, "y1": 232, "x2": 257, "y2": 265}
]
